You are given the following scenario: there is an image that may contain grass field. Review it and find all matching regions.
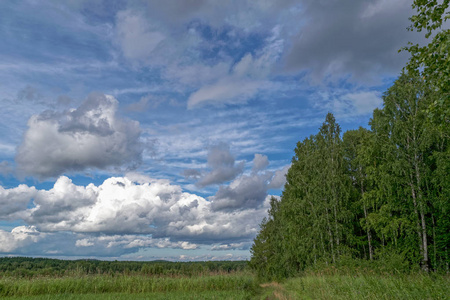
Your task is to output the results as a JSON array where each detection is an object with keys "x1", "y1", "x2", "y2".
[
  {"x1": 261, "y1": 273, "x2": 450, "y2": 299},
  {"x1": 0, "y1": 273, "x2": 257, "y2": 299},
  {"x1": 1, "y1": 271, "x2": 449, "y2": 299},
  {"x1": 1, "y1": 291, "x2": 250, "y2": 299}
]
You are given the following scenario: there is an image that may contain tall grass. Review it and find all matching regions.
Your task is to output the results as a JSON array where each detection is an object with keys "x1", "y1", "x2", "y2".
[
  {"x1": 281, "y1": 272, "x2": 450, "y2": 299},
  {"x1": 0, "y1": 273, "x2": 258, "y2": 297}
]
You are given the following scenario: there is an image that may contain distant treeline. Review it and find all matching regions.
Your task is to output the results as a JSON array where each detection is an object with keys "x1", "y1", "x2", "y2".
[
  {"x1": 0, "y1": 257, "x2": 248, "y2": 278},
  {"x1": 249, "y1": 73, "x2": 449, "y2": 280}
]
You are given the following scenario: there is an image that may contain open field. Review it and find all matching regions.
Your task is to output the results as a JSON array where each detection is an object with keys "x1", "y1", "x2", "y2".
[
  {"x1": 1, "y1": 258, "x2": 448, "y2": 299},
  {"x1": 1, "y1": 271, "x2": 449, "y2": 299},
  {"x1": 0, "y1": 274, "x2": 257, "y2": 299}
]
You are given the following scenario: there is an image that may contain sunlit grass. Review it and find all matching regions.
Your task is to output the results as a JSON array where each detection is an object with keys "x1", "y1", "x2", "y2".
[
  {"x1": 2, "y1": 291, "x2": 251, "y2": 300},
  {"x1": 0, "y1": 273, "x2": 257, "y2": 298},
  {"x1": 282, "y1": 272, "x2": 450, "y2": 300},
  {"x1": 1, "y1": 268, "x2": 448, "y2": 299}
]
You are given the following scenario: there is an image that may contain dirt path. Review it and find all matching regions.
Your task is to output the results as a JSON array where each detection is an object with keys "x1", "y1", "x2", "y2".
[{"x1": 260, "y1": 282, "x2": 292, "y2": 300}]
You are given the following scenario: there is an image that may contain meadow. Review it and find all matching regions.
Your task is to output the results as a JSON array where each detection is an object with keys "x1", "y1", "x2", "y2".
[{"x1": 0, "y1": 257, "x2": 449, "y2": 299}]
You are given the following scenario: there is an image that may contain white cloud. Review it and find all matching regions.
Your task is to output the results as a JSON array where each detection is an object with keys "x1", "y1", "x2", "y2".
[
  {"x1": 116, "y1": 10, "x2": 166, "y2": 61},
  {"x1": 312, "y1": 89, "x2": 382, "y2": 118},
  {"x1": 15, "y1": 93, "x2": 142, "y2": 179},
  {"x1": 211, "y1": 242, "x2": 249, "y2": 251},
  {"x1": 187, "y1": 29, "x2": 283, "y2": 108},
  {"x1": 0, "y1": 226, "x2": 44, "y2": 252},
  {"x1": 0, "y1": 184, "x2": 37, "y2": 219},
  {"x1": 0, "y1": 174, "x2": 269, "y2": 245},
  {"x1": 75, "y1": 238, "x2": 94, "y2": 247},
  {"x1": 187, "y1": 78, "x2": 263, "y2": 108},
  {"x1": 343, "y1": 91, "x2": 382, "y2": 115},
  {"x1": 84, "y1": 235, "x2": 198, "y2": 250}
]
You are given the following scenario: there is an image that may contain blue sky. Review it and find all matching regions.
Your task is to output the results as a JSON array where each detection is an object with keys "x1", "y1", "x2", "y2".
[{"x1": 0, "y1": 0, "x2": 425, "y2": 261}]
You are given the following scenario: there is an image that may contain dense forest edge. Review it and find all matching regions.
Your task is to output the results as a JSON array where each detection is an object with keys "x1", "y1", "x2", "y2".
[{"x1": 249, "y1": 1, "x2": 450, "y2": 281}]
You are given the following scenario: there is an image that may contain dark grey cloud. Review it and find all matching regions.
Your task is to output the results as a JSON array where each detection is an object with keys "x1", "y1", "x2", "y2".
[
  {"x1": 182, "y1": 169, "x2": 202, "y2": 180},
  {"x1": 209, "y1": 156, "x2": 288, "y2": 211},
  {"x1": 117, "y1": 0, "x2": 418, "y2": 86},
  {"x1": 15, "y1": 93, "x2": 142, "y2": 179},
  {"x1": 210, "y1": 173, "x2": 271, "y2": 211},
  {"x1": 134, "y1": 0, "x2": 298, "y2": 29},
  {"x1": 196, "y1": 143, "x2": 244, "y2": 187},
  {"x1": 284, "y1": 0, "x2": 420, "y2": 83}
]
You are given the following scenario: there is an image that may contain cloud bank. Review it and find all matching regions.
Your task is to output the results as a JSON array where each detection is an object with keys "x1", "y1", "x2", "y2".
[{"x1": 0, "y1": 174, "x2": 269, "y2": 245}]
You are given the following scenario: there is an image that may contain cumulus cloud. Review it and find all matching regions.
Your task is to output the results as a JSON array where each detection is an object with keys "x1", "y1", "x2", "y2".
[
  {"x1": 0, "y1": 174, "x2": 268, "y2": 245},
  {"x1": 0, "y1": 226, "x2": 44, "y2": 253},
  {"x1": 76, "y1": 235, "x2": 198, "y2": 251},
  {"x1": 75, "y1": 238, "x2": 94, "y2": 247},
  {"x1": 0, "y1": 184, "x2": 36, "y2": 220},
  {"x1": 209, "y1": 154, "x2": 290, "y2": 211},
  {"x1": 210, "y1": 172, "x2": 272, "y2": 211},
  {"x1": 252, "y1": 154, "x2": 269, "y2": 172},
  {"x1": 195, "y1": 143, "x2": 244, "y2": 187},
  {"x1": 15, "y1": 93, "x2": 142, "y2": 179},
  {"x1": 268, "y1": 164, "x2": 290, "y2": 189}
]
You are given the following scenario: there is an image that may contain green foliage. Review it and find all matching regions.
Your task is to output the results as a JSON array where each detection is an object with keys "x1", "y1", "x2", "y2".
[
  {"x1": 403, "y1": 0, "x2": 449, "y2": 127},
  {"x1": 0, "y1": 257, "x2": 248, "y2": 278},
  {"x1": 283, "y1": 272, "x2": 450, "y2": 300},
  {"x1": 250, "y1": 73, "x2": 449, "y2": 279}
]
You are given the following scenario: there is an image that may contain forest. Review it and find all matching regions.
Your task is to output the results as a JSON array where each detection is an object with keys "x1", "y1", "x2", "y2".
[{"x1": 249, "y1": 0, "x2": 450, "y2": 278}]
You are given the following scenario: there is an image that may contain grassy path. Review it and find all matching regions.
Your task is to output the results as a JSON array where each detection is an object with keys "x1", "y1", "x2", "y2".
[
  {"x1": 1, "y1": 272, "x2": 448, "y2": 299},
  {"x1": 257, "y1": 273, "x2": 450, "y2": 300}
]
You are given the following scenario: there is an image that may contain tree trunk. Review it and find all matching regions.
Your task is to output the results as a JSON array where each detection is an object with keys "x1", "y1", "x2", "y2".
[
  {"x1": 413, "y1": 146, "x2": 429, "y2": 272},
  {"x1": 325, "y1": 207, "x2": 335, "y2": 263},
  {"x1": 360, "y1": 176, "x2": 373, "y2": 260}
]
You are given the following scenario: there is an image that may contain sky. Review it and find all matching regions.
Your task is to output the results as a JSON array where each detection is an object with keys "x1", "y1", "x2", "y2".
[{"x1": 0, "y1": 0, "x2": 427, "y2": 261}]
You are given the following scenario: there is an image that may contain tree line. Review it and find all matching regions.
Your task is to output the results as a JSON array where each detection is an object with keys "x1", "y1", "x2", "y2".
[
  {"x1": 0, "y1": 257, "x2": 248, "y2": 278},
  {"x1": 250, "y1": 1, "x2": 449, "y2": 280}
]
